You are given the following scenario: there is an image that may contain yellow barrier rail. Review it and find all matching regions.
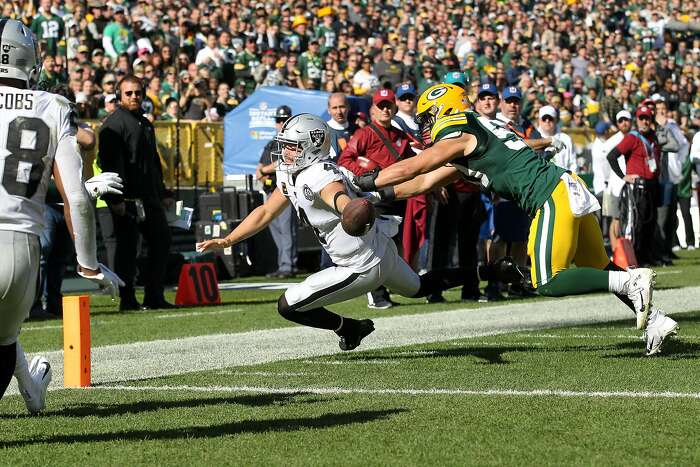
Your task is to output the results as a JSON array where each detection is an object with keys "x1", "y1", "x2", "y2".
[{"x1": 84, "y1": 120, "x2": 224, "y2": 189}]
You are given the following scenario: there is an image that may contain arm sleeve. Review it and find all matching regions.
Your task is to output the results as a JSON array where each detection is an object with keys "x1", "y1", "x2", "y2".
[
  {"x1": 102, "y1": 33, "x2": 117, "y2": 58},
  {"x1": 54, "y1": 135, "x2": 99, "y2": 270},
  {"x1": 97, "y1": 123, "x2": 125, "y2": 204},
  {"x1": 337, "y1": 130, "x2": 365, "y2": 175},
  {"x1": 606, "y1": 147, "x2": 626, "y2": 179}
]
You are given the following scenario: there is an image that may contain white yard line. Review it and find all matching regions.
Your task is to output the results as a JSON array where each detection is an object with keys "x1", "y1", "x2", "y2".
[
  {"x1": 156, "y1": 309, "x2": 243, "y2": 319},
  {"x1": 6, "y1": 285, "x2": 700, "y2": 396},
  {"x1": 518, "y1": 334, "x2": 700, "y2": 340},
  {"x1": 86, "y1": 384, "x2": 700, "y2": 400}
]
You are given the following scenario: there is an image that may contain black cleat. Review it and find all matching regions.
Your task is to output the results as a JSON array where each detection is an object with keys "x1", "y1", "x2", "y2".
[{"x1": 337, "y1": 319, "x2": 375, "y2": 351}]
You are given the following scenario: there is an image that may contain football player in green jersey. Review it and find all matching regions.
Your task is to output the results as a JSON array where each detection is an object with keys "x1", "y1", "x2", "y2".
[{"x1": 354, "y1": 83, "x2": 678, "y2": 356}]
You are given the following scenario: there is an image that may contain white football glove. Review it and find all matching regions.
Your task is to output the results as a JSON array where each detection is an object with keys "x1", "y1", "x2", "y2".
[
  {"x1": 77, "y1": 263, "x2": 125, "y2": 300},
  {"x1": 550, "y1": 134, "x2": 566, "y2": 153},
  {"x1": 84, "y1": 172, "x2": 123, "y2": 200}
]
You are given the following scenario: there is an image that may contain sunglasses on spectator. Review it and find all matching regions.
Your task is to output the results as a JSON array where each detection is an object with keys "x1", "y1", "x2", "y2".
[
  {"x1": 541, "y1": 115, "x2": 555, "y2": 122},
  {"x1": 124, "y1": 90, "x2": 142, "y2": 97},
  {"x1": 617, "y1": 118, "x2": 630, "y2": 123},
  {"x1": 399, "y1": 95, "x2": 415, "y2": 101},
  {"x1": 638, "y1": 115, "x2": 652, "y2": 121}
]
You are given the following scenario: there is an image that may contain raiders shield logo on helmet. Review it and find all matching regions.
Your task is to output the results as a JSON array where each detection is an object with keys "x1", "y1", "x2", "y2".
[{"x1": 309, "y1": 128, "x2": 326, "y2": 147}]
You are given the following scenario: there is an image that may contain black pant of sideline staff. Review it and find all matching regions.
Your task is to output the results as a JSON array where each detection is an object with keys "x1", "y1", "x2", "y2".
[{"x1": 113, "y1": 198, "x2": 172, "y2": 310}]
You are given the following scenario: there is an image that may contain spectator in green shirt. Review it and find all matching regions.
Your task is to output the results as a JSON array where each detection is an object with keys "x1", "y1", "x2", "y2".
[
  {"x1": 102, "y1": 5, "x2": 135, "y2": 59},
  {"x1": 30, "y1": 0, "x2": 65, "y2": 57}
]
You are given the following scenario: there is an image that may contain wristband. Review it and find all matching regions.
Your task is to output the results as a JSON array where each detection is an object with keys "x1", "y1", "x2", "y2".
[
  {"x1": 333, "y1": 191, "x2": 347, "y2": 213},
  {"x1": 378, "y1": 186, "x2": 396, "y2": 202}
]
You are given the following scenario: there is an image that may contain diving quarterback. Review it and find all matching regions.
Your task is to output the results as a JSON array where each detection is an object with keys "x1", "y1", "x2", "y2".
[
  {"x1": 354, "y1": 83, "x2": 678, "y2": 356},
  {"x1": 0, "y1": 20, "x2": 123, "y2": 413},
  {"x1": 197, "y1": 113, "x2": 524, "y2": 350}
]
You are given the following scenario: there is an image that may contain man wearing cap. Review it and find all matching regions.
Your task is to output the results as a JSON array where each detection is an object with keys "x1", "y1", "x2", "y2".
[
  {"x1": 339, "y1": 88, "x2": 415, "y2": 309},
  {"x1": 31, "y1": 0, "x2": 66, "y2": 57},
  {"x1": 600, "y1": 110, "x2": 632, "y2": 246},
  {"x1": 537, "y1": 105, "x2": 575, "y2": 172},
  {"x1": 257, "y1": 106, "x2": 298, "y2": 279},
  {"x1": 299, "y1": 39, "x2": 322, "y2": 86},
  {"x1": 590, "y1": 121, "x2": 614, "y2": 241},
  {"x1": 606, "y1": 105, "x2": 662, "y2": 266},
  {"x1": 392, "y1": 83, "x2": 420, "y2": 139},
  {"x1": 474, "y1": 82, "x2": 499, "y2": 119},
  {"x1": 102, "y1": 5, "x2": 135, "y2": 59},
  {"x1": 375, "y1": 45, "x2": 405, "y2": 88}
]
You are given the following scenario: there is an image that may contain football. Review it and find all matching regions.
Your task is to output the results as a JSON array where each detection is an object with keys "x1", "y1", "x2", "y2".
[{"x1": 341, "y1": 197, "x2": 376, "y2": 237}]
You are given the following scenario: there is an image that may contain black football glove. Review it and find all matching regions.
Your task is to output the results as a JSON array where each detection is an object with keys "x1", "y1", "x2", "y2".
[{"x1": 354, "y1": 168, "x2": 380, "y2": 192}]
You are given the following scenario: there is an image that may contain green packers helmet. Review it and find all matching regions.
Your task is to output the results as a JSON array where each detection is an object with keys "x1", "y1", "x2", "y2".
[
  {"x1": 415, "y1": 83, "x2": 470, "y2": 143},
  {"x1": 0, "y1": 19, "x2": 41, "y2": 87}
]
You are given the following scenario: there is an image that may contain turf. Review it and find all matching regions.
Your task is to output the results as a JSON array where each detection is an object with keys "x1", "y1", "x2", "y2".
[{"x1": 2, "y1": 251, "x2": 700, "y2": 465}]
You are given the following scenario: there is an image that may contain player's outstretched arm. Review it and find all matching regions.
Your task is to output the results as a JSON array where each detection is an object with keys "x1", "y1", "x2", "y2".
[
  {"x1": 391, "y1": 165, "x2": 461, "y2": 200},
  {"x1": 196, "y1": 188, "x2": 289, "y2": 252},
  {"x1": 355, "y1": 133, "x2": 475, "y2": 191}
]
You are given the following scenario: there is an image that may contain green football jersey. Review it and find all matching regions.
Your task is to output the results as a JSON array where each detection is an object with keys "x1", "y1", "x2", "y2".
[
  {"x1": 31, "y1": 14, "x2": 65, "y2": 57},
  {"x1": 431, "y1": 111, "x2": 566, "y2": 216}
]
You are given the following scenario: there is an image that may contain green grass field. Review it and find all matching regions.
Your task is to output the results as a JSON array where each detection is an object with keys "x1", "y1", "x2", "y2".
[{"x1": 2, "y1": 252, "x2": 700, "y2": 466}]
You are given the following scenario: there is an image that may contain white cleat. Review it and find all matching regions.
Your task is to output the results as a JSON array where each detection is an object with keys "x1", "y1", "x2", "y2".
[
  {"x1": 19, "y1": 356, "x2": 52, "y2": 414},
  {"x1": 623, "y1": 268, "x2": 656, "y2": 330},
  {"x1": 645, "y1": 310, "x2": 679, "y2": 356}
]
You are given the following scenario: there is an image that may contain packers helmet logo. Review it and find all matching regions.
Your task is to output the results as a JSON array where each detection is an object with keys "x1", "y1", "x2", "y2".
[
  {"x1": 426, "y1": 86, "x2": 449, "y2": 101},
  {"x1": 309, "y1": 128, "x2": 325, "y2": 147}
]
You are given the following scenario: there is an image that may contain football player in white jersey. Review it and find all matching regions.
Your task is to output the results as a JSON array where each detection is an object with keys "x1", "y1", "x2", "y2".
[
  {"x1": 197, "y1": 113, "x2": 522, "y2": 350},
  {"x1": 0, "y1": 19, "x2": 123, "y2": 413}
]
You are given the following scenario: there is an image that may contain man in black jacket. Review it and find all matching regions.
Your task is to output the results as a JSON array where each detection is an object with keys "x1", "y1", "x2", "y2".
[{"x1": 98, "y1": 75, "x2": 175, "y2": 310}]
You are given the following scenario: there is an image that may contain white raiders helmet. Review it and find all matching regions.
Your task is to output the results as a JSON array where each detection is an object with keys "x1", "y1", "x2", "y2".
[
  {"x1": 0, "y1": 19, "x2": 41, "y2": 87},
  {"x1": 273, "y1": 113, "x2": 331, "y2": 172}
]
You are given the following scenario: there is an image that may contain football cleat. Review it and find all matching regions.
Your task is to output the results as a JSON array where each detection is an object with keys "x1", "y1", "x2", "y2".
[
  {"x1": 645, "y1": 309, "x2": 678, "y2": 356},
  {"x1": 20, "y1": 356, "x2": 52, "y2": 414},
  {"x1": 622, "y1": 268, "x2": 656, "y2": 330},
  {"x1": 337, "y1": 319, "x2": 375, "y2": 351}
]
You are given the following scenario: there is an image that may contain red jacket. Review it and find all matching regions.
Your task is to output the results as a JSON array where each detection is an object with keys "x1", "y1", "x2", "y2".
[
  {"x1": 615, "y1": 131, "x2": 660, "y2": 180},
  {"x1": 338, "y1": 121, "x2": 415, "y2": 175}
]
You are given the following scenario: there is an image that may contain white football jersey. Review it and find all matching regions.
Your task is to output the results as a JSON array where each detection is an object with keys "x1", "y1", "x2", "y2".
[
  {"x1": 276, "y1": 160, "x2": 396, "y2": 272},
  {"x1": 0, "y1": 86, "x2": 76, "y2": 236}
]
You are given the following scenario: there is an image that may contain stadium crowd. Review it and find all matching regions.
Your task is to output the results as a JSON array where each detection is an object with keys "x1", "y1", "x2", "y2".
[
  {"x1": 4, "y1": 0, "x2": 700, "y2": 310},
  {"x1": 1, "y1": 0, "x2": 697, "y2": 129}
]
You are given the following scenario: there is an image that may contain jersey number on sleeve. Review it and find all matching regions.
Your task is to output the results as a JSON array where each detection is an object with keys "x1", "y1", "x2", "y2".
[
  {"x1": 2, "y1": 117, "x2": 50, "y2": 199},
  {"x1": 479, "y1": 117, "x2": 527, "y2": 151}
]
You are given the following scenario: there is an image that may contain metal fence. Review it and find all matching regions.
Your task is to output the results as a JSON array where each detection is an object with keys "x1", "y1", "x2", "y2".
[{"x1": 85, "y1": 120, "x2": 225, "y2": 189}]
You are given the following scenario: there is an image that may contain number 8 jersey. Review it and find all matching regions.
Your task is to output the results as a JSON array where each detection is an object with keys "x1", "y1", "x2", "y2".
[
  {"x1": 0, "y1": 87, "x2": 77, "y2": 236},
  {"x1": 276, "y1": 160, "x2": 397, "y2": 272},
  {"x1": 431, "y1": 110, "x2": 566, "y2": 217}
]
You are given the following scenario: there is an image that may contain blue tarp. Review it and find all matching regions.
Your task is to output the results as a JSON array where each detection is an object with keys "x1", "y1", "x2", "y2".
[{"x1": 223, "y1": 86, "x2": 370, "y2": 175}]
